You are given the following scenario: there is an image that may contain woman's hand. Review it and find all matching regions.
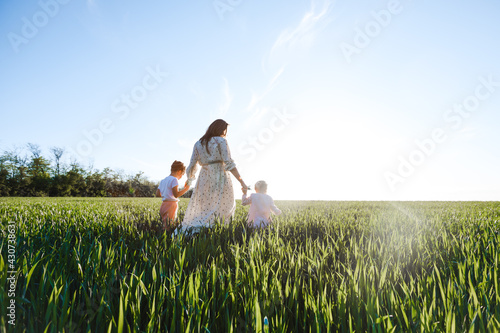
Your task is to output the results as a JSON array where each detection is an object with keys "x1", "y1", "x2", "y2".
[
  {"x1": 239, "y1": 179, "x2": 247, "y2": 192},
  {"x1": 229, "y1": 167, "x2": 247, "y2": 192}
]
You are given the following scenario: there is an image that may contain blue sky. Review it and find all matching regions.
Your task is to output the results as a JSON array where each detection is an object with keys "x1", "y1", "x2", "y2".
[{"x1": 1, "y1": 0, "x2": 499, "y2": 200}]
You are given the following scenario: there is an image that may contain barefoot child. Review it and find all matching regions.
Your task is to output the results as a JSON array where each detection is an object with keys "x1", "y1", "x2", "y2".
[
  {"x1": 242, "y1": 180, "x2": 281, "y2": 228},
  {"x1": 156, "y1": 161, "x2": 190, "y2": 231}
]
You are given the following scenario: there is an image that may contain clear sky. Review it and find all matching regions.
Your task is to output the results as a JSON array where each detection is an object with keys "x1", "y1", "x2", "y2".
[{"x1": 1, "y1": 0, "x2": 499, "y2": 200}]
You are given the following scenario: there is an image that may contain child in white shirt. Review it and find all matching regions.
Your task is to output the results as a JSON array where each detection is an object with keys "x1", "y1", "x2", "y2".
[
  {"x1": 242, "y1": 180, "x2": 281, "y2": 228},
  {"x1": 156, "y1": 161, "x2": 190, "y2": 231}
]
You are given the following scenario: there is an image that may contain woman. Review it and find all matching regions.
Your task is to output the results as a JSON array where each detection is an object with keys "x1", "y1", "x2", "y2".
[{"x1": 180, "y1": 119, "x2": 247, "y2": 233}]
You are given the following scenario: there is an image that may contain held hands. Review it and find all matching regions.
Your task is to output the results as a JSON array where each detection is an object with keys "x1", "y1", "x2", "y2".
[{"x1": 239, "y1": 178, "x2": 247, "y2": 194}]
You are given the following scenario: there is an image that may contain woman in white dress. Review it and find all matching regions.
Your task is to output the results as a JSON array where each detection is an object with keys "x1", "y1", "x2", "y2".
[{"x1": 180, "y1": 119, "x2": 247, "y2": 233}]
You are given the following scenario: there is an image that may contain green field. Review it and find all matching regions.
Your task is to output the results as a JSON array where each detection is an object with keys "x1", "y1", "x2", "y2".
[{"x1": 1, "y1": 198, "x2": 499, "y2": 332}]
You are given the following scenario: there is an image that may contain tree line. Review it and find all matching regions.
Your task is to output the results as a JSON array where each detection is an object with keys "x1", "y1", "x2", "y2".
[{"x1": 0, "y1": 144, "x2": 192, "y2": 198}]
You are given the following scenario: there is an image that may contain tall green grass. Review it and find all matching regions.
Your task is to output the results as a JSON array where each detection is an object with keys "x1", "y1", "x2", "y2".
[{"x1": 1, "y1": 198, "x2": 499, "y2": 332}]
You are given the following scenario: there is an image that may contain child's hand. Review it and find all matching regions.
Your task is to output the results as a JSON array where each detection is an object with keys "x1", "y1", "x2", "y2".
[
  {"x1": 242, "y1": 186, "x2": 247, "y2": 195},
  {"x1": 184, "y1": 181, "x2": 190, "y2": 189}
]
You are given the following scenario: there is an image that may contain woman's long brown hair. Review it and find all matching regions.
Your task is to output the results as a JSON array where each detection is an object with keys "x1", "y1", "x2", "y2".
[{"x1": 199, "y1": 119, "x2": 229, "y2": 153}]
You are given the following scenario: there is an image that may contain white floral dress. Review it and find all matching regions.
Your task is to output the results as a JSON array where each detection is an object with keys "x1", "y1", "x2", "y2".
[{"x1": 180, "y1": 136, "x2": 236, "y2": 232}]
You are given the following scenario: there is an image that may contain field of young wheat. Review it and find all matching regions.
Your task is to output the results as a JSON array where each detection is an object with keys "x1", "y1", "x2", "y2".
[{"x1": 1, "y1": 198, "x2": 499, "y2": 332}]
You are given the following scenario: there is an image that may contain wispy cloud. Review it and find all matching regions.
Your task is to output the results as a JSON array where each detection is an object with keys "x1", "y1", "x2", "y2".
[
  {"x1": 246, "y1": 66, "x2": 285, "y2": 112},
  {"x1": 267, "y1": 0, "x2": 337, "y2": 67},
  {"x1": 245, "y1": 0, "x2": 338, "y2": 122}
]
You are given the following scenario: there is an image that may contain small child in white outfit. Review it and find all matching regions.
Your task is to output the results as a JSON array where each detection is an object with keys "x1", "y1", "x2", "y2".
[{"x1": 242, "y1": 180, "x2": 281, "y2": 228}]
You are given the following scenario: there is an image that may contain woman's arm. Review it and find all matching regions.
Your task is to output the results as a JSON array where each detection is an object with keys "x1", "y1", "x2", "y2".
[
  {"x1": 219, "y1": 138, "x2": 247, "y2": 189},
  {"x1": 218, "y1": 137, "x2": 236, "y2": 171},
  {"x1": 186, "y1": 144, "x2": 200, "y2": 181},
  {"x1": 229, "y1": 167, "x2": 247, "y2": 189}
]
